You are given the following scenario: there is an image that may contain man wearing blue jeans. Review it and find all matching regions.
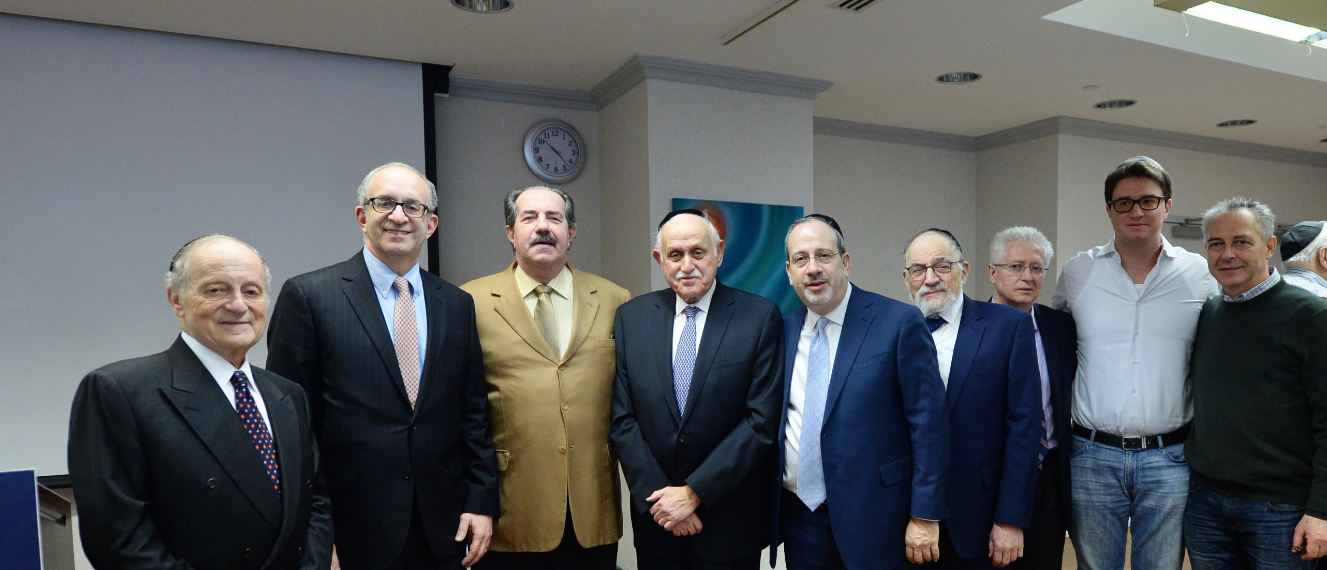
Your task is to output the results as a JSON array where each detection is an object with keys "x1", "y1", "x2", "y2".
[
  {"x1": 1185, "y1": 198, "x2": 1327, "y2": 570},
  {"x1": 1052, "y1": 157, "x2": 1217, "y2": 570}
]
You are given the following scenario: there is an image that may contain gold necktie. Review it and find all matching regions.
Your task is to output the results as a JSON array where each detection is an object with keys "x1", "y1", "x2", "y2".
[{"x1": 535, "y1": 284, "x2": 560, "y2": 357}]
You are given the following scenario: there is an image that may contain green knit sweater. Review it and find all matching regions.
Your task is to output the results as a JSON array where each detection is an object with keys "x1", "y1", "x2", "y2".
[{"x1": 1188, "y1": 280, "x2": 1327, "y2": 517}]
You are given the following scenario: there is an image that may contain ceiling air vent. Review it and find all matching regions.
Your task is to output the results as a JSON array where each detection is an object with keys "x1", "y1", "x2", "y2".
[{"x1": 833, "y1": 0, "x2": 880, "y2": 12}]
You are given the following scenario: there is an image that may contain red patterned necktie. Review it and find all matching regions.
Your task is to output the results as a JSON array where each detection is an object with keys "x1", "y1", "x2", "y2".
[
  {"x1": 230, "y1": 371, "x2": 280, "y2": 497},
  {"x1": 393, "y1": 277, "x2": 420, "y2": 408}
]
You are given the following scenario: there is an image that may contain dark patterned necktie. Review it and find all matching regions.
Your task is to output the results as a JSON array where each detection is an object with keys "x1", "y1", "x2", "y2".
[
  {"x1": 925, "y1": 315, "x2": 947, "y2": 333},
  {"x1": 230, "y1": 371, "x2": 280, "y2": 497}
]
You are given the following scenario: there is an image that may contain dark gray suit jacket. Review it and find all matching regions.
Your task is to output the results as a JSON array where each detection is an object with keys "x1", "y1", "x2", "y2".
[
  {"x1": 266, "y1": 252, "x2": 499, "y2": 570},
  {"x1": 68, "y1": 336, "x2": 333, "y2": 570}
]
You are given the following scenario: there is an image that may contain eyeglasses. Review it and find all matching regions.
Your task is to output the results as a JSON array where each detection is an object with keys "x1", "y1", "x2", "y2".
[
  {"x1": 1107, "y1": 196, "x2": 1166, "y2": 213},
  {"x1": 992, "y1": 262, "x2": 1047, "y2": 276},
  {"x1": 905, "y1": 260, "x2": 961, "y2": 280},
  {"x1": 367, "y1": 197, "x2": 430, "y2": 218},
  {"x1": 790, "y1": 251, "x2": 841, "y2": 268}
]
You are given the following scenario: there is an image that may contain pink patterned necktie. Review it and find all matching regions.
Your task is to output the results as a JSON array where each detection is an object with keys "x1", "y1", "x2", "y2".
[
  {"x1": 230, "y1": 371, "x2": 280, "y2": 497},
  {"x1": 394, "y1": 277, "x2": 420, "y2": 408}
]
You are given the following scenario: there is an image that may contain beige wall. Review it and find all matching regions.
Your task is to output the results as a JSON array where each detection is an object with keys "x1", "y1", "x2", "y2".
[
  {"x1": 598, "y1": 82, "x2": 654, "y2": 297},
  {"x1": 975, "y1": 135, "x2": 1060, "y2": 303}
]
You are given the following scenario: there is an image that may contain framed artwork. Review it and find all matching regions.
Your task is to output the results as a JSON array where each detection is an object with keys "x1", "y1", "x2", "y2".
[{"x1": 672, "y1": 198, "x2": 805, "y2": 314}]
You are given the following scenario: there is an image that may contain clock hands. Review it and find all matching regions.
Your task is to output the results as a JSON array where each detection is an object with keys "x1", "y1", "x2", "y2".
[{"x1": 538, "y1": 138, "x2": 569, "y2": 166}]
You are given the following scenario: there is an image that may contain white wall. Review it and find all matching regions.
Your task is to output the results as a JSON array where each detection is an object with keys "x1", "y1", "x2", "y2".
[
  {"x1": 813, "y1": 134, "x2": 978, "y2": 302},
  {"x1": 975, "y1": 136, "x2": 1060, "y2": 303},
  {"x1": 598, "y1": 82, "x2": 654, "y2": 297},
  {"x1": 0, "y1": 15, "x2": 424, "y2": 475},
  {"x1": 434, "y1": 96, "x2": 602, "y2": 286}
]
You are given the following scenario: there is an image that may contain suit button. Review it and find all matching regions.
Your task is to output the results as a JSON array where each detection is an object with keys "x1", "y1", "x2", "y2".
[
  {"x1": 678, "y1": 435, "x2": 686, "y2": 443},
  {"x1": 306, "y1": 480, "x2": 313, "y2": 489},
  {"x1": 558, "y1": 446, "x2": 567, "y2": 453},
  {"x1": 298, "y1": 547, "x2": 304, "y2": 557},
  {"x1": 206, "y1": 478, "x2": 217, "y2": 489},
  {"x1": 404, "y1": 470, "x2": 412, "y2": 480},
  {"x1": 562, "y1": 404, "x2": 570, "y2": 410},
  {"x1": 242, "y1": 548, "x2": 253, "y2": 558}
]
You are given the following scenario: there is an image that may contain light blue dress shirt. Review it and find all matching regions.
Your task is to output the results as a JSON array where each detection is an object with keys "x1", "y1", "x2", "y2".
[{"x1": 363, "y1": 247, "x2": 427, "y2": 373}]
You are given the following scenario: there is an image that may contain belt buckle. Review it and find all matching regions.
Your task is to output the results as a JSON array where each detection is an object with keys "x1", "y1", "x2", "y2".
[{"x1": 1121, "y1": 436, "x2": 1145, "y2": 451}]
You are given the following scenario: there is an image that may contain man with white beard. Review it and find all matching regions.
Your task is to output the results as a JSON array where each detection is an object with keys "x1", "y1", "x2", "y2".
[{"x1": 903, "y1": 228, "x2": 1042, "y2": 570}]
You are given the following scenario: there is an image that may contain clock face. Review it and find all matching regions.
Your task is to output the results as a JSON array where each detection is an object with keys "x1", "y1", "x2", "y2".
[{"x1": 524, "y1": 121, "x2": 584, "y2": 183}]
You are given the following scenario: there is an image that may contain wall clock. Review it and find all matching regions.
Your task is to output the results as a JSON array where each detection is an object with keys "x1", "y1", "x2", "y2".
[{"x1": 523, "y1": 119, "x2": 585, "y2": 184}]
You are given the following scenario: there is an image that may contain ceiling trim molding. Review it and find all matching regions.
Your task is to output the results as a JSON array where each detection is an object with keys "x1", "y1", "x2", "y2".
[
  {"x1": 590, "y1": 54, "x2": 834, "y2": 109},
  {"x1": 973, "y1": 117, "x2": 1060, "y2": 151},
  {"x1": 447, "y1": 76, "x2": 597, "y2": 111},
  {"x1": 1053, "y1": 116, "x2": 1327, "y2": 168},
  {"x1": 813, "y1": 117, "x2": 976, "y2": 152}
]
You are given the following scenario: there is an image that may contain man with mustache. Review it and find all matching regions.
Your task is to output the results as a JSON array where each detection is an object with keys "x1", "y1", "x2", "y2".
[
  {"x1": 610, "y1": 210, "x2": 784, "y2": 570},
  {"x1": 267, "y1": 162, "x2": 499, "y2": 570},
  {"x1": 772, "y1": 215, "x2": 949, "y2": 570},
  {"x1": 903, "y1": 228, "x2": 1041, "y2": 570},
  {"x1": 460, "y1": 186, "x2": 630, "y2": 570},
  {"x1": 1052, "y1": 157, "x2": 1217, "y2": 570}
]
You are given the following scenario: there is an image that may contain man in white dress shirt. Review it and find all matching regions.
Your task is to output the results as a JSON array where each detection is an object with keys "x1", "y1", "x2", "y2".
[{"x1": 1052, "y1": 156, "x2": 1218, "y2": 570}]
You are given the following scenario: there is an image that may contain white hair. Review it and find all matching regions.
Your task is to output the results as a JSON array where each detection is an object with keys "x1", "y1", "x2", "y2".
[
  {"x1": 165, "y1": 234, "x2": 271, "y2": 292},
  {"x1": 1201, "y1": 197, "x2": 1275, "y2": 242},
  {"x1": 356, "y1": 162, "x2": 438, "y2": 210},
  {"x1": 654, "y1": 212, "x2": 722, "y2": 253},
  {"x1": 1287, "y1": 223, "x2": 1327, "y2": 268},
  {"x1": 989, "y1": 226, "x2": 1054, "y2": 266}
]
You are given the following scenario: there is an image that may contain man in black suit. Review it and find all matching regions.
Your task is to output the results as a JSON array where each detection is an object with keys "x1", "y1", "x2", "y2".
[
  {"x1": 610, "y1": 209, "x2": 785, "y2": 570},
  {"x1": 266, "y1": 162, "x2": 499, "y2": 570},
  {"x1": 986, "y1": 227, "x2": 1078, "y2": 570},
  {"x1": 69, "y1": 234, "x2": 333, "y2": 570}
]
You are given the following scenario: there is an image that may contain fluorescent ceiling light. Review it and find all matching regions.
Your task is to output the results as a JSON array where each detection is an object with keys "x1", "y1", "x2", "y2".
[{"x1": 1184, "y1": 2, "x2": 1324, "y2": 44}]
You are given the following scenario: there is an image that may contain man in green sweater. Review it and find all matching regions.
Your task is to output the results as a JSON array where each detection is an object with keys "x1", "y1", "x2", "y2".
[{"x1": 1186, "y1": 197, "x2": 1327, "y2": 570}]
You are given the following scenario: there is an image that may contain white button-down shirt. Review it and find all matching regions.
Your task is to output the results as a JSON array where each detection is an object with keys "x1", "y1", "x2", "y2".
[
  {"x1": 783, "y1": 285, "x2": 853, "y2": 493},
  {"x1": 180, "y1": 332, "x2": 271, "y2": 434},
  {"x1": 1052, "y1": 237, "x2": 1217, "y2": 437},
  {"x1": 929, "y1": 296, "x2": 965, "y2": 387},
  {"x1": 672, "y1": 284, "x2": 716, "y2": 362}
]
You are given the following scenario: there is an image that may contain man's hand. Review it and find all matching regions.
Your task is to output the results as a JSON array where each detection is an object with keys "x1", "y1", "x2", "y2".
[
  {"x1": 647, "y1": 485, "x2": 701, "y2": 530},
  {"x1": 905, "y1": 517, "x2": 941, "y2": 564},
  {"x1": 1293, "y1": 514, "x2": 1327, "y2": 560},
  {"x1": 330, "y1": 547, "x2": 341, "y2": 570},
  {"x1": 455, "y1": 513, "x2": 493, "y2": 567},
  {"x1": 670, "y1": 513, "x2": 704, "y2": 537},
  {"x1": 988, "y1": 522, "x2": 1024, "y2": 567}
]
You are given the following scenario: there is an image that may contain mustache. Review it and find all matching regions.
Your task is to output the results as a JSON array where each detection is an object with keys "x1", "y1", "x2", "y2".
[
  {"x1": 914, "y1": 281, "x2": 949, "y2": 298},
  {"x1": 529, "y1": 231, "x2": 558, "y2": 246},
  {"x1": 674, "y1": 268, "x2": 703, "y2": 280}
]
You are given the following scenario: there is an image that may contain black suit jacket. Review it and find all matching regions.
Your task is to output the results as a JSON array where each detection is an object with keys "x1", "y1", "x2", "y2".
[
  {"x1": 266, "y1": 252, "x2": 499, "y2": 570},
  {"x1": 68, "y1": 336, "x2": 333, "y2": 570},
  {"x1": 1032, "y1": 303, "x2": 1077, "y2": 529},
  {"x1": 609, "y1": 282, "x2": 785, "y2": 562}
]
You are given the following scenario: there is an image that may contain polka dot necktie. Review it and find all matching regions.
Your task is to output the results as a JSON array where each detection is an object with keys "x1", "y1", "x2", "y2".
[
  {"x1": 230, "y1": 371, "x2": 280, "y2": 497},
  {"x1": 925, "y1": 315, "x2": 947, "y2": 333}
]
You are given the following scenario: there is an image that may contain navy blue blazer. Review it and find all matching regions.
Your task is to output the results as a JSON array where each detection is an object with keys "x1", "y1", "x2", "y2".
[
  {"x1": 771, "y1": 285, "x2": 949, "y2": 570},
  {"x1": 1033, "y1": 303, "x2": 1076, "y2": 531},
  {"x1": 943, "y1": 296, "x2": 1042, "y2": 560}
]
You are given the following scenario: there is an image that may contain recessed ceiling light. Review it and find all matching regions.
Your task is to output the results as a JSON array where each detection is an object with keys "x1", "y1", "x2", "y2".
[
  {"x1": 936, "y1": 72, "x2": 981, "y2": 85},
  {"x1": 1094, "y1": 99, "x2": 1136, "y2": 110},
  {"x1": 452, "y1": 0, "x2": 512, "y2": 13},
  {"x1": 1217, "y1": 119, "x2": 1257, "y2": 127},
  {"x1": 1183, "y1": 2, "x2": 1326, "y2": 47},
  {"x1": 1083, "y1": 85, "x2": 1100, "y2": 90}
]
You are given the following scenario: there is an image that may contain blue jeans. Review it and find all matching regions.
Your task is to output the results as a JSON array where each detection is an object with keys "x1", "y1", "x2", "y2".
[
  {"x1": 1069, "y1": 434, "x2": 1188, "y2": 570},
  {"x1": 1184, "y1": 483, "x2": 1316, "y2": 570}
]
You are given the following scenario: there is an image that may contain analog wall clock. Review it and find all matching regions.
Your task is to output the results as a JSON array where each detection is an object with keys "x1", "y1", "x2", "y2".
[{"x1": 523, "y1": 119, "x2": 585, "y2": 184}]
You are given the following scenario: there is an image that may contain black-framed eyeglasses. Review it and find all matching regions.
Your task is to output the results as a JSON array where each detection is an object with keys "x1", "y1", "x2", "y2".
[
  {"x1": 1107, "y1": 195, "x2": 1166, "y2": 213},
  {"x1": 905, "y1": 260, "x2": 961, "y2": 280},
  {"x1": 992, "y1": 262, "x2": 1047, "y2": 276},
  {"x1": 790, "y1": 251, "x2": 841, "y2": 268},
  {"x1": 367, "y1": 197, "x2": 430, "y2": 218}
]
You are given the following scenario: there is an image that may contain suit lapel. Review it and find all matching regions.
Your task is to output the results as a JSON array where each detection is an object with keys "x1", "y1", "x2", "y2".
[
  {"x1": 340, "y1": 254, "x2": 410, "y2": 407},
  {"x1": 822, "y1": 288, "x2": 873, "y2": 424},
  {"x1": 253, "y1": 369, "x2": 299, "y2": 567},
  {"x1": 491, "y1": 264, "x2": 561, "y2": 363},
  {"x1": 946, "y1": 296, "x2": 984, "y2": 409},
  {"x1": 160, "y1": 339, "x2": 282, "y2": 530},
  {"x1": 652, "y1": 292, "x2": 683, "y2": 425},
  {"x1": 681, "y1": 284, "x2": 733, "y2": 428},
  {"x1": 563, "y1": 265, "x2": 600, "y2": 361},
  {"x1": 413, "y1": 275, "x2": 448, "y2": 415},
  {"x1": 1033, "y1": 305, "x2": 1057, "y2": 395}
]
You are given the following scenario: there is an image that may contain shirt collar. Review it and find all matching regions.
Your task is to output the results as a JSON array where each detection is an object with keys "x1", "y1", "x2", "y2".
[
  {"x1": 179, "y1": 332, "x2": 254, "y2": 385},
  {"x1": 363, "y1": 246, "x2": 423, "y2": 299},
  {"x1": 1096, "y1": 235, "x2": 1181, "y2": 259},
  {"x1": 1286, "y1": 267, "x2": 1327, "y2": 288},
  {"x1": 675, "y1": 282, "x2": 717, "y2": 316},
  {"x1": 938, "y1": 293, "x2": 965, "y2": 326},
  {"x1": 802, "y1": 284, "x2": 854, "y2": 330},
  {"x1": 1029, "y1": 304, "x2": 1040, "y2": 332},
  {"x1": 1222, "y1": 267, "x2": 1280, "y2": 302},
  {"x1": 514, "y1": 263, "x2": 572, "y2": 300}
]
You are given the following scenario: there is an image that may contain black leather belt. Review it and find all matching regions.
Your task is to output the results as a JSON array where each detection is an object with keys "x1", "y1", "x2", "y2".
[{"x1": 1072, "y1": 424, "x2": 1189, "y2": 451}]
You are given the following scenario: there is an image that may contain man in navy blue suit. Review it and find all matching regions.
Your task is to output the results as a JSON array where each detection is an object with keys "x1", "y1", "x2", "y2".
[
  {"x1": 771, "y1": 215, "x2": 950, "y2": 570},
  {"x1": 904, "y1": 228, "x2": 1042, "y2": 570}
]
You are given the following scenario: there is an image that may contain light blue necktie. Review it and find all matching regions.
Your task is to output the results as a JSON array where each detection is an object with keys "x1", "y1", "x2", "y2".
[
  {"x1": 797, "y1": 316, "x2": 831, "y2": 509},
  {"x1": 674, "y1": 306, "x2": 701, "y2": 416}
]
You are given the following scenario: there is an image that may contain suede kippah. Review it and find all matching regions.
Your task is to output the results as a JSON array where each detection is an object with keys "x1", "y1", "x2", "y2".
[{"x1": 1281, "y1": 221, "x2": 1325, "y2": 261}]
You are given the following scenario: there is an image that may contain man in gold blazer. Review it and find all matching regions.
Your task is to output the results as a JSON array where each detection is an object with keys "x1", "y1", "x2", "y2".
[{"x1": 462, "y1": 186, "x2": 630, "y2": 570}]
